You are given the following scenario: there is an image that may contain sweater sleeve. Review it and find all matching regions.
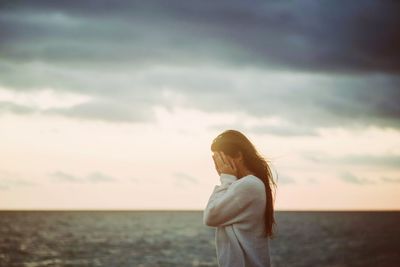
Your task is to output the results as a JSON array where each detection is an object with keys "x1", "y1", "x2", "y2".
[{"x1": 203, "y1": 173, "x2": 258, "y2": 227}]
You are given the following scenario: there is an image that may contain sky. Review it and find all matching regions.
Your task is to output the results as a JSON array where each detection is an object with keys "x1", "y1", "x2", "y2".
[{"x1": 0, "y1": 0, "x2": 399, "y2": 210}]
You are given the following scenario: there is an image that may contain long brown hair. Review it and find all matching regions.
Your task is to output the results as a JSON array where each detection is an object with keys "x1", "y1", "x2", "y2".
[{"x1": 211, "y1": 129, "x2": 277, "y2": 238}]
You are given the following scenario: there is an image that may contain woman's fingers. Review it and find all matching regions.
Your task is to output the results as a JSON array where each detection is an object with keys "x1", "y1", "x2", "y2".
[
  {"x1": 212, "y1": 151, "x2": 238, "y2": 176},
  {"x1": 212, "y1": 152, "x2": 238, "y2": 183},
  {"x1": 214, "y1": 152, "x2": 224, "y2": 166},
  {"x1": 213, "y1": 153, "x2": 221, "y2": 168},
  {"x1": 213, "y1": 153, "x2": 226, "y2": 176},
  {"x1": 220, "y1": 152, "x2": 234, "y2": 170},
  {"x1": 212, "y1": 156, "x2": 221, "y2": 175},
  {"x1": 229, "y1": 158, "x2": 237, "y2": 172},
  {"x1": 222, "y1": 153, "x2": 233, "y2": 169},
  {"x1": 220, "y1": 151, "x2": 229, "y2": 165}
]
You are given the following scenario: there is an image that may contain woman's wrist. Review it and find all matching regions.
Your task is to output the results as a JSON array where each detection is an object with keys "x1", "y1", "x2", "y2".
[{"x1": 219, "y1": 173, "x2": 237, "y2": 185}]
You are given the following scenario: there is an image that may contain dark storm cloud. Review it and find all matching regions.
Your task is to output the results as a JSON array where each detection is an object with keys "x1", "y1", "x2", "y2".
[
  {"x1": 0, "y1": 1, "x2": 399, "y2": 131},
  {"x1": 1, "y1": 0, "x2": 399, "y2": 72}
]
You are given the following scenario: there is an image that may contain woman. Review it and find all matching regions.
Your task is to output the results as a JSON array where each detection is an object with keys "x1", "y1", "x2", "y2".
[{"x1": 203, "y1": 129, "x2": 277, "y2": 267}]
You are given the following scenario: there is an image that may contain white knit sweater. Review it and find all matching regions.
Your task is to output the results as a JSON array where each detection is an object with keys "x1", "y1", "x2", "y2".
[{"x1": 203, "y1": 173, "x2": 271, "y2": 267}]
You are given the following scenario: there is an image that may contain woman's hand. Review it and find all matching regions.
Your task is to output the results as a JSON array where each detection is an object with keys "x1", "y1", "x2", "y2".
[{"x1": 212, "y1": 151, "x2": 237, "y2": 177}]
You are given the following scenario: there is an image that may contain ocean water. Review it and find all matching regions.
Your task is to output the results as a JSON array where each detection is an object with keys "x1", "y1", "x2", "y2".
[{"x1": 0, "y1": 211, "x2": 399, "y2": 267}]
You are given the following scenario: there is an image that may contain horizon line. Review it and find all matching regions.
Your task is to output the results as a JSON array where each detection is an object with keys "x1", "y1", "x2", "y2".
[{"x1": 0, "y1": 209, "x2": 399, "y2": 212}]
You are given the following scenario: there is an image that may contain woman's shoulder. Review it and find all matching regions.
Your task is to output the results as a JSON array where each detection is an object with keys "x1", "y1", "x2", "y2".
[{"x1": 240, "y1": 174, "x2": 264, "y2": 184}]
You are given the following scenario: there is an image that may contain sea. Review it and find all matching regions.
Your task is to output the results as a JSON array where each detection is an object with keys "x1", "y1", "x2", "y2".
[{"x1": 0, "y1": 211, "x2": 399, "y2": 267}]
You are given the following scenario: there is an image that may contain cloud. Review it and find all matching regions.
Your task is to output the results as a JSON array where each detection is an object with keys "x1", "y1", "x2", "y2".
[
  {"x1": 210, "y1": 119, "x2": 320, "y2": 137},
  {"x1": 338, "y1": 154, "x2": 400, "y2": 169},
  {"x1": 247, "y1": 124, "x2": 319, "y2": 137},
  {"x1": 276, "y1": 174, "x2": 296, "y2": 185},
  {"x1": 0, "y1": 170, "x2": 37, "y2": 190},
  {"x1": 339, "y1": 171, "x2": 374, "y2": 185},
  {"x1": 380, "y1": 177, "x2": 400, "y2": 183},
  {"x1": 86, "y1": 172, "x2": 115, "y2": 183},
  {"x1": 173, "y1": 172, "x2": 198, "y2": 188},
  {"x1": 43, "y1": 98, "x2": 154, "y2": 123},
  {"x1": 1, "y1": 62, "x2": 399, "y2": 132},
  {"x1": 0, "y1": 1, "x2": 399, "y2": 132},
  {"x1": 303, "y1": 153, "x2": 400, "y2": 169},
  {"x1": 50, "y1": 171, "x2": 82, "y2": 183},
  {"x1": 306, "y1": 178, "x2": 318, "y2": 185},
  {"x1": 129, "y1": 177, "x2": 142, "y2": 184},
  {"x1": 50, "y1": 170, "x2": 117, "y2": 183},
  {"x1": 0, "y1": 179, "x2": 36, "y2": 190},
  {"x1": 0, "y1": 101, "x2": 37, "y2": 115}
]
